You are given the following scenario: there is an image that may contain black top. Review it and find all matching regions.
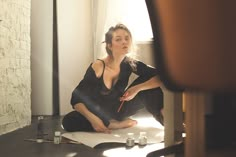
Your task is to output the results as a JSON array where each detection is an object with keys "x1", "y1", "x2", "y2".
[{"x1": 70, "y1": 57, "x2": 159, "y2": 117}]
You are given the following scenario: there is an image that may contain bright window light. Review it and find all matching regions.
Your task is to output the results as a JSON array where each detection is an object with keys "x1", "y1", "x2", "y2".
[{"x1": 105, "y1": 0, "x2": 153, "y2": 42}]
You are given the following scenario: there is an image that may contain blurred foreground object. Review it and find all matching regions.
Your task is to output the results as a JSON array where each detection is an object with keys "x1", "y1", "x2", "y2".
[
  {"x1": 146, "y1": 0, "x2": 236, "y2": 157},
  {"x1": 147, "y1": 0, "x2": 236, "y2": 92}
]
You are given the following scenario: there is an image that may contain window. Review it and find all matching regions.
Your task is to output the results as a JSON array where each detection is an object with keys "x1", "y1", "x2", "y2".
[{"x1": 104, "y1": 0, "x2": 153, "y2": 42}]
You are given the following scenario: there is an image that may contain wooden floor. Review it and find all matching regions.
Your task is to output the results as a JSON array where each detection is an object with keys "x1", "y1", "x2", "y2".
[
  {"x1": 0, "y1": 115, "x2": 182, "y2": 157},
  {"x1": 0, "y1": 116, "x2": 105, "y2": 157}
]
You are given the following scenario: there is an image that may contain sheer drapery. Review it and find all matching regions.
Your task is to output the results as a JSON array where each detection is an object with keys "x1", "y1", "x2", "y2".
[
  {"x1": 92, "y1": 0, "x2": 108, "y2": 60},
  {"x1": 92, "y1": 0, "x2": 153, "y2": 59}
]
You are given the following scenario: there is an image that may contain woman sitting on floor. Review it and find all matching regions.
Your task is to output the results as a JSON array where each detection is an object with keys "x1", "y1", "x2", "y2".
[{"x1": 62, "y1": 23, "x2": 164, "y2": 133}]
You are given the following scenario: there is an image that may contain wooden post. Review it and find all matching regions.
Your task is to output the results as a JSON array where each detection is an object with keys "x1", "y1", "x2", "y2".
[
  {"x1": 164, "y1": 89, "x2": 183, "y2": 157},
  {"x1": 53, "y1": 0, "x2": 60, "y2": 116},
  {"x1": 184, "y1": 91, "x2": 206, "y2": 157}
]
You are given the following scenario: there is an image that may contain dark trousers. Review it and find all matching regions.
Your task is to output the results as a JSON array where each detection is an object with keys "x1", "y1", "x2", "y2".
[{"x1": 62, "y1": 77, "x2": 163, "y2": 132}]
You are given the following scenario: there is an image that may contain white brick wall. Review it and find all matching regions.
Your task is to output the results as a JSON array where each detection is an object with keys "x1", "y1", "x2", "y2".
[{"x1": 0, "y1": 0, "x2": 31, "y2": 135}]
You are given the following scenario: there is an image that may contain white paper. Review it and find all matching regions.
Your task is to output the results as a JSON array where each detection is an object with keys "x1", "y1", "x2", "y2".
[{"x1": 62, "y1": 109, "x2": 164, "y2": 148}]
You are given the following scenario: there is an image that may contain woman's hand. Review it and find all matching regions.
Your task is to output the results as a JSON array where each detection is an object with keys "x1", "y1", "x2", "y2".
[
  {"x1": 90, "y1": 116, "x2": 111, "y2": 133},
  {"x1": 74, "y1": 103, "x2": 111, "y2": 133},
  {"x1": 120, "y1": 86, "x2": 140, "y2": 102},
  {"x1": 120, "y1": 76, "x2": 161, "y2": 102}
]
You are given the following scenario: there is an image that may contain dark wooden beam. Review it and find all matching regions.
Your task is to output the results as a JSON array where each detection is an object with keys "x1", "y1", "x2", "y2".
[{"x1": 53, "y1": 0, "x2": 60, "y2": 116}]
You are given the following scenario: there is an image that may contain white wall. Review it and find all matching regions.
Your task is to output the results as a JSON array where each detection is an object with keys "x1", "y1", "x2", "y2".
[
  {"x1": 31, "y1": 0, "x2": 53, "y2": 115},
  {"x1": 0, "y1": 0, "x2": 31, "y2": 135},
  {"x1": 31, "y1": 0, "x2": 93, "y2": 115},
  {"x1": 136, "y1": 41, "x2": 156, "y2": 67},
  {"x1": 57, "y1": 0, "x2": 93, "y2": 115}
]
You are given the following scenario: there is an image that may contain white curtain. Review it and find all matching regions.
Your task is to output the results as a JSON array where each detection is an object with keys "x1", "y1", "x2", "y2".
[
  {"x1": 93, "y1": 0, "x2": 153, "y2": 59},
  {"x1": 92, "y1": 0, "x2": 108, "y2": 60}
]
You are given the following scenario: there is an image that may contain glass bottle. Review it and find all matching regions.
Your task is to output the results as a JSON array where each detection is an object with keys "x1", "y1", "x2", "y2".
[
  {"x1": 126, "y1": 133, "x2": 135, "y2": 147},
  {"x1": 54, "y1": 131, "x2": 61, "y2": 144},
  {"x1": 138, "y1": 132, "x2": 147, "y2": 146},
  {"x1": 36, "y1": 116, "x2": 44, "y2": 143}
]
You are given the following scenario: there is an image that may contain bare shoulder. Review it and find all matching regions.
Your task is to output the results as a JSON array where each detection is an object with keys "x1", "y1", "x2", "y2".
[{"x1": 91, "y1": 59, "x2": 104, "y2": 78}]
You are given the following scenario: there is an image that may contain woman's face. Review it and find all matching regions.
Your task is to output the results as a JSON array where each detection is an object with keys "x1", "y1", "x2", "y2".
[{"x1": 109, "y1": 29, "x2": 131, "y2": 56}]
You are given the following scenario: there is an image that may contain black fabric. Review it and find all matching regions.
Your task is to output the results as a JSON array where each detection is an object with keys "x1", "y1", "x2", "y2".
[
  {"x1": 114, "y1": 77, "x2": 163, "y2": 121},
  {"x1": 62, "y1": 58, "x2": 163, "y2": 132},
  {"x1": 62, "y1": 85, "x2": 163, "y2": 132},
  {"x1": 62, "y1": 111, "x2": 94, "y2": 132},
  {"x1": 70, "y1": 58, "x2": 159, "y2": 108}
]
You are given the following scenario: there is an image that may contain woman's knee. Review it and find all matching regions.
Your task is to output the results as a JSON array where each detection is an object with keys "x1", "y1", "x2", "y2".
[
  {"x1": 139, "y1": 87, "x2": 163, "y2": 102},
  {"x1": 62, "y1": 111, "x2": 94, "y2": 132},
  {"x1": 62, "y1": 112, "x2": 77, "y2": 132},
  {"x1": 140, "y1": 88, "x2": 163, "y2": 112}
]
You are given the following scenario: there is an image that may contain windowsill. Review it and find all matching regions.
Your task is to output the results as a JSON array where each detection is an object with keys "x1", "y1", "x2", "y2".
[{"x1": 135, "y1": 38, "x2": 154, "y2": 44}]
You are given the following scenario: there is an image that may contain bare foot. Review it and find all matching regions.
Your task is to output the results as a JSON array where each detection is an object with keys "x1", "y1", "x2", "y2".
[{"x1": 108, "y1": 119, "x2": 137, "y2": 130}]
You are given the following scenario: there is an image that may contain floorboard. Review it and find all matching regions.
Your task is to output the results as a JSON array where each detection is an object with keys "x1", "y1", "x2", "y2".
[
  {"x1": 0, "y1": 116, "x2": 105, "y2": 157},
  {"x1": 0, "y1": 113, "x2": 167, "y2": 157}
]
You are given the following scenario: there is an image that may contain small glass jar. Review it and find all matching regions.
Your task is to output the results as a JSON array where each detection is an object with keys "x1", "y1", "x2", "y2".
[
  {"x1": 54, "y1": 131, "x2": 61, "y2": 144},
  {"x1": 36, "y1": 116, "x2": 44, "y2": 143},
  {"x1": 138, "y1": 132, "x2": 147, "y2": 146},
  {"x1": 126, "y1": 133, "x2": 135, "y2": 147}
]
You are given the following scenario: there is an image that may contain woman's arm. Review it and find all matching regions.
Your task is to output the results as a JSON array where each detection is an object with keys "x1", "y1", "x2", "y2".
[
  {"x1": 135, "y1": 75, "x2": 162, "y2": 91},
  {"x1": 120, "y1": 75, "x2": 162, "y2": 101},
  {"x1": 74, "y1": 103, "x2": 111, "y2": 133}
]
